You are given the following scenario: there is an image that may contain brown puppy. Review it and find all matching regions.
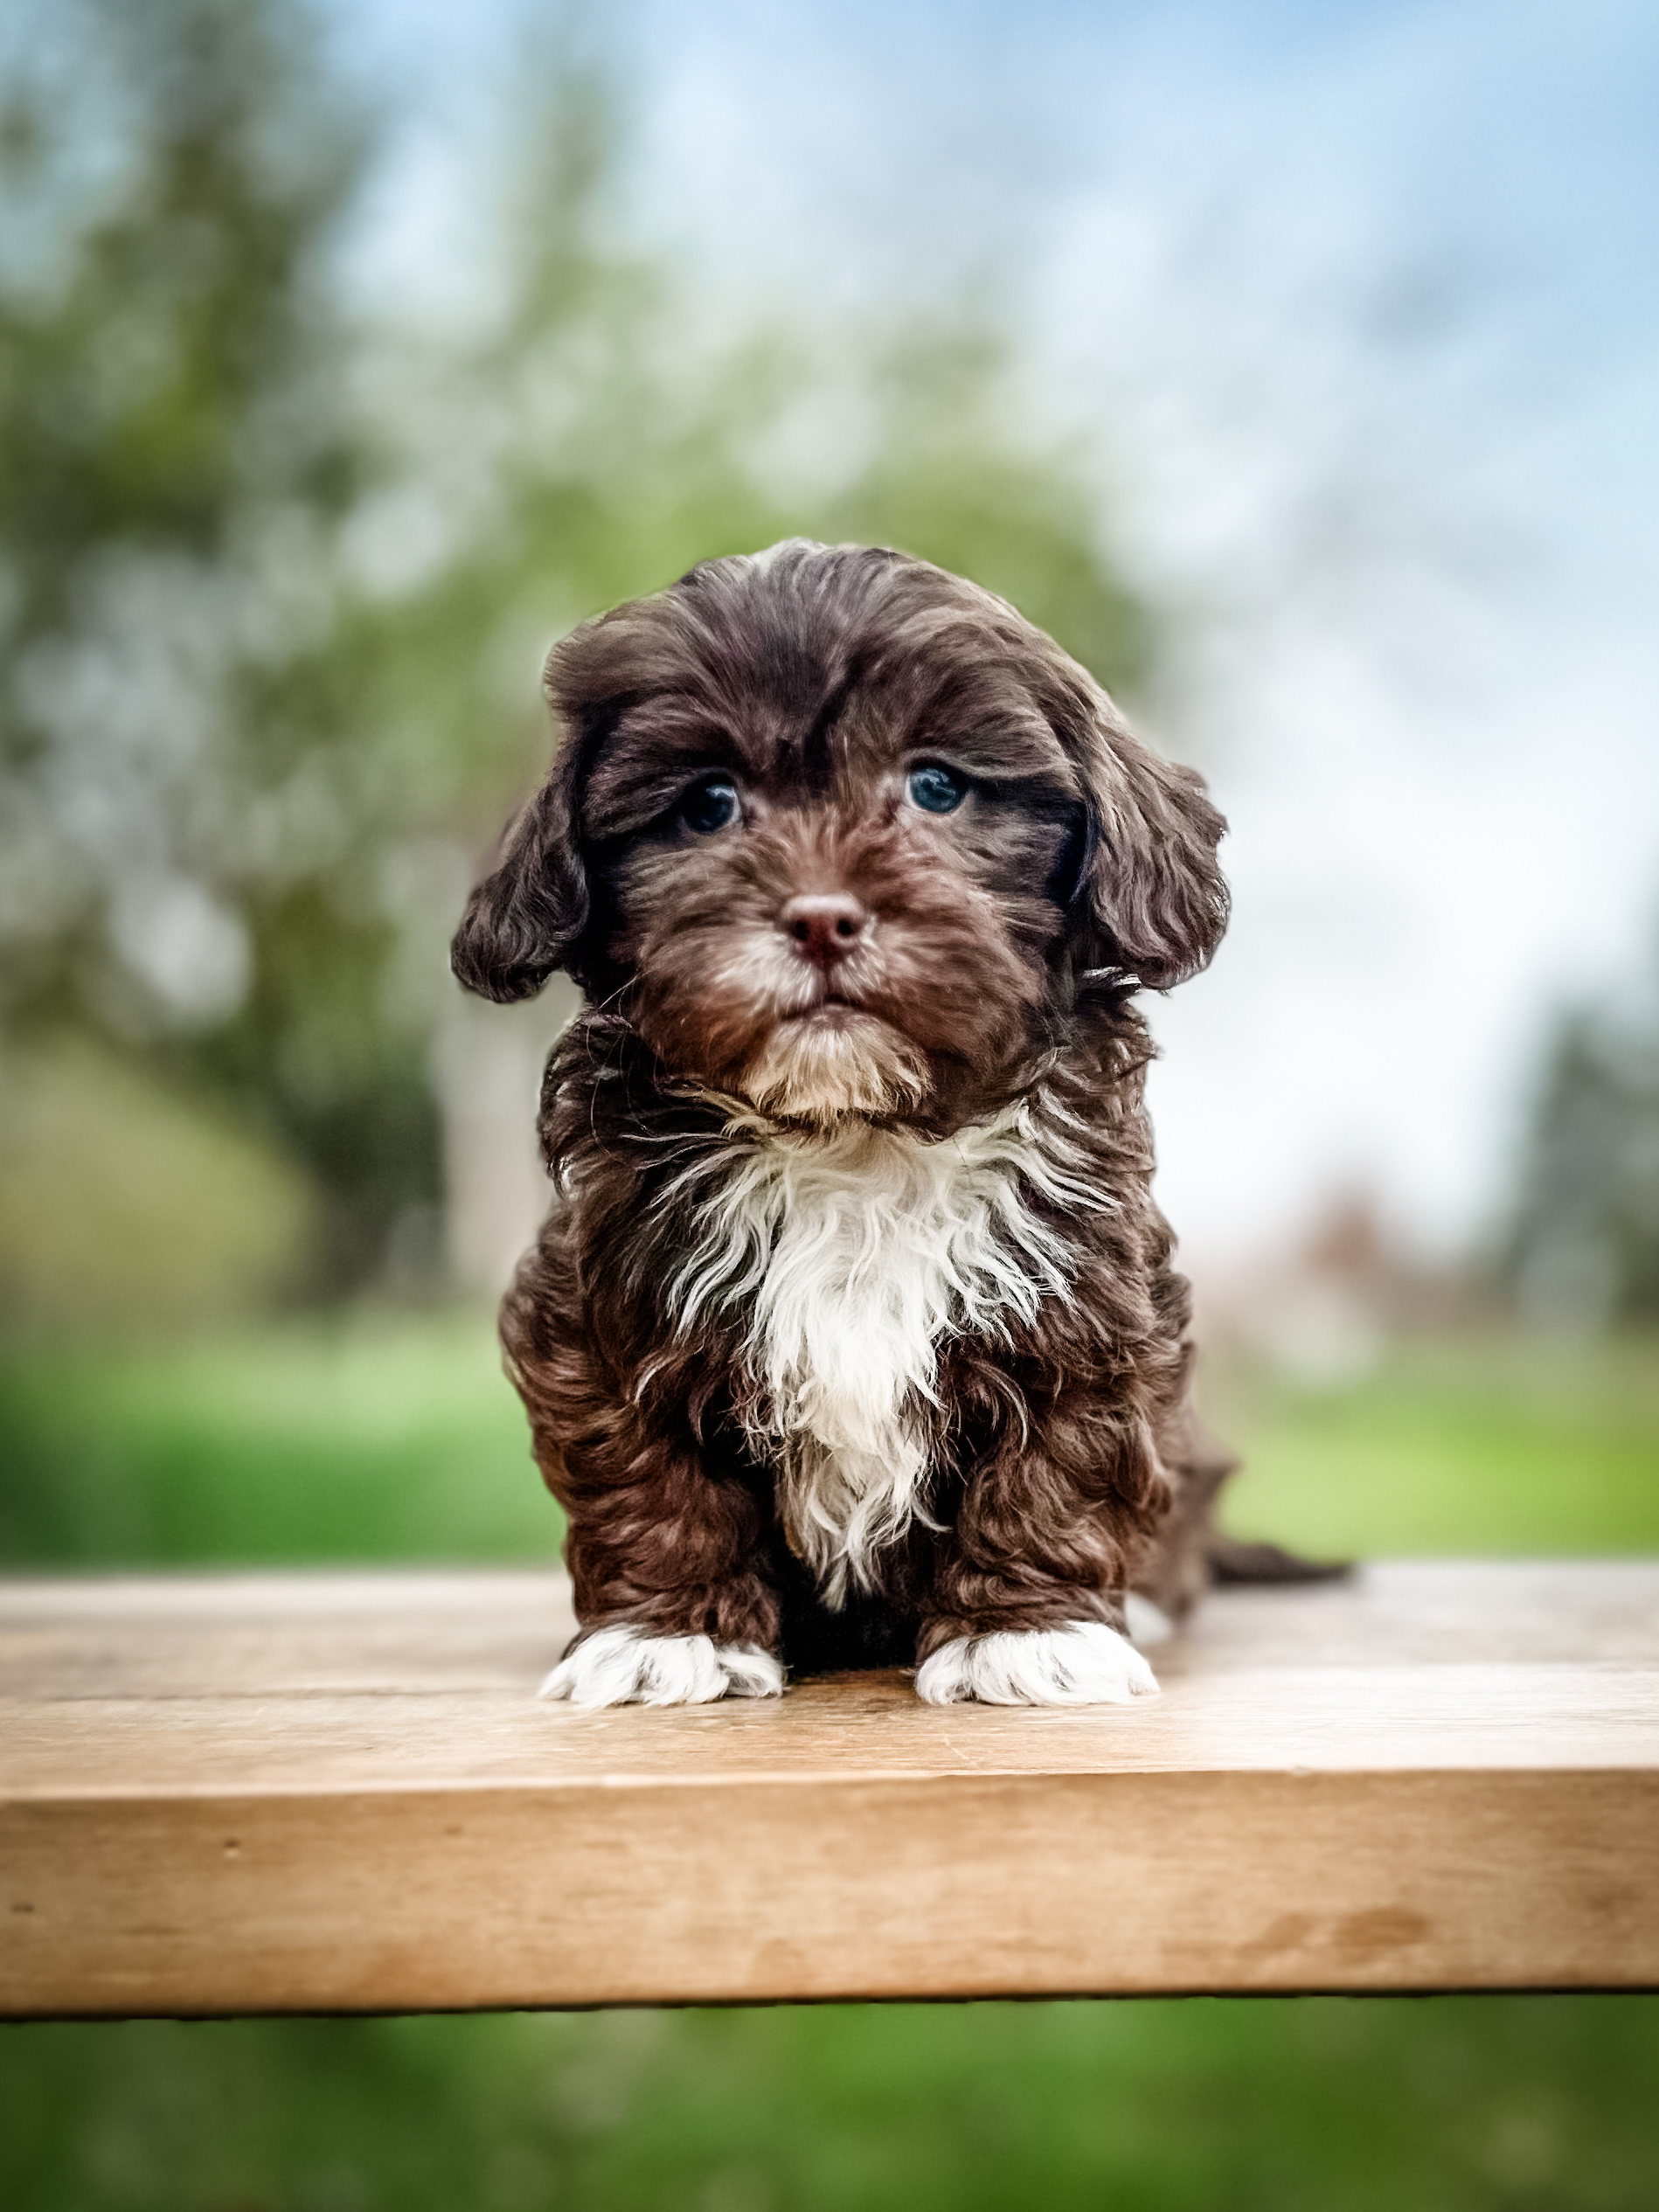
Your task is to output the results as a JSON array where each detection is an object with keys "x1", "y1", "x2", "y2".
[{"x1": 452, "y1": 541, "x2": 1234, "y2": 1706}]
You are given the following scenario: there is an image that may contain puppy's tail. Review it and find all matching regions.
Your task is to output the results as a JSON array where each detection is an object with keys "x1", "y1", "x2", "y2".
[{"x1": 1204, "y1": 1534, "x2": 1353, "y2": 1586}]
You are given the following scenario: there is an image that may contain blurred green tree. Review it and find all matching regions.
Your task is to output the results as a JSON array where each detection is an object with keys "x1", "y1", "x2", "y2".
[
  {"x1": 0, "y1": 0, "x2": 1157, "y2": 1315},
  {"x1": 0, "y1": 0, "x2": 406, "y2": 1291}
]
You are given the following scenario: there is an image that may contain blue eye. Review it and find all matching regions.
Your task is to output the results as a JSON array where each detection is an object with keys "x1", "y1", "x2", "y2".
[
  {"x1": 681, "y1": 776, "x2": 739, "y2": 834},
  {"x1": 906, "y1": 764, "x2": 968, "y2": 815}
]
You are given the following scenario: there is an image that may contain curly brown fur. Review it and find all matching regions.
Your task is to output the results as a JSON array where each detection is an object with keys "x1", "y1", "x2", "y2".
[{"x1": 455, "y1": 541, "x2": 1237, "y2": 1703}]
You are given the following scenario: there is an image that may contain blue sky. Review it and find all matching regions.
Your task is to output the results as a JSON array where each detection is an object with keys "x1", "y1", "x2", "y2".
[{"x1": 333, "y1": 0, "x2": 1659, "y2": 1269}]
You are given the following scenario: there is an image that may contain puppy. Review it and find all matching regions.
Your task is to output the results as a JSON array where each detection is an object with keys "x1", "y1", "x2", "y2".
[{"x1": 452, "y1": 541, "x2": 1236, "y2": 1708}]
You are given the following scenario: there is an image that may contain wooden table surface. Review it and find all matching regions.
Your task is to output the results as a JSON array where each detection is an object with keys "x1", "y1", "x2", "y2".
[{"x1": 3, "y1": 1562, "x2": 1656, "y2": 2015}]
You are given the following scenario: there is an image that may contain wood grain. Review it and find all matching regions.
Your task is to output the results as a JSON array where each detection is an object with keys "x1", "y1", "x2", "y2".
[{"x1": 3, "y1": 1562, "x2": 1657, "y2": 2014}]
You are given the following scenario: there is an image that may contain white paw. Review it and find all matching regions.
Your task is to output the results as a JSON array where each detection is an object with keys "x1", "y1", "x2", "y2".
[
  {"x1": 915, "y1": 1621, "x2": 1159, "y2": 1707},
  {"x1": 539, "y1": 1625, "x2": 784, "y2": 1708}
]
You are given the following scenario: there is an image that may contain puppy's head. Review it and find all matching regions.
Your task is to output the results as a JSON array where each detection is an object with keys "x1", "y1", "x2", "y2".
[{"x1": 453, "y1": 542, "x2": 1227, "y2": 1126}]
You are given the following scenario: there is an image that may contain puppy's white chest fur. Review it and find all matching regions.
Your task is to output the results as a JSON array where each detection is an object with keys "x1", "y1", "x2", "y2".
[{"x1": 669, "y1": 1102, "x2": 1097, "y2": 1604}]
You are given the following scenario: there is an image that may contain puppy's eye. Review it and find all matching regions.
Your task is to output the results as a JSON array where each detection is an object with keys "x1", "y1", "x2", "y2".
[
  {"x1": 680, "y1": 776, "x2": 739, "y2": 834},
  {"x1": 906, "y1": 764, "x2": 968, "y2": 815}
]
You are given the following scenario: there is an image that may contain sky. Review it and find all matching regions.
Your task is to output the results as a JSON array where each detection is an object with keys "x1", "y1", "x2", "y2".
[{"x1": 337, "y1": 0, "x2": 1659, "y2": 1270}]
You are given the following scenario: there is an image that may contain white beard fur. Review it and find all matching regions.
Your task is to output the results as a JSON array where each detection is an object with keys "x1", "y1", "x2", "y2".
[
  {"x1": 915, "y1": 1621, "x2": 1159, "y2": 1706},
  {"x1": 741, "y1": 1013, "x2": 927, "y2": 1122},
  {"x1": 663, "y1": 1092, "x2": 1110, "y2": 1609}
]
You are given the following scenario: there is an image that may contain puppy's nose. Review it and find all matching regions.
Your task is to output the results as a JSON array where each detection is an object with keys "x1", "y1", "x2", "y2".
[{"x1": 780, "y1": 892, "x2": 869, "y2": 966}]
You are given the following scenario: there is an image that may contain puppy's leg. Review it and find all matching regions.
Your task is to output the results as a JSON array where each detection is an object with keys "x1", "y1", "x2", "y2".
[
  {"x1": 538, "y1": 1416, "x2": 783, "y2": 1706},
  {"x1": 917, "y1": 1383, "x2": 1169, "y2": 1709},
  {"x1": 505, "y1": 1286, "x2": 781, "y2": 1708},
  {"x1": 540, "y1": 1451, "x2": 784, "y2": 1708},
  {"x1": 502, "y1": 1227, "x2": 783, "y2": 1708}
]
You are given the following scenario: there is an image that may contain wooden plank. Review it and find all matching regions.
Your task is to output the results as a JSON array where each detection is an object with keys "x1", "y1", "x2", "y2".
[{"x1": 3, "y1": 1562, "x2": 1657, "y2": 2015}]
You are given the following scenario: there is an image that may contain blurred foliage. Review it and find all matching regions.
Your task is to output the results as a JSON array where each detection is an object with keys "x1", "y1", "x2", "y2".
[
  {"x1": 0, "y1": 0, "x2": 1154, "y2": 1315},
  {"x1": 4, "y1": 1309, "x2": 1659, "y2": 1569},
  {"x1": 0, "y1": 1314, "x2": 544, "y2": 1564},
  {"x1": 0, "y1": 0, "x2": 422, "y2": 1295},
  {"x1": 0, "y1": 1033, "x2": 312, "y2": 1335},
  {"x1": 1207, "y1": 1328, "x2": 1659, "y2": 1557},
  {"x1": 1503, "y1": 967, "x2": 1659, "y2": 1328},
  {"x1": 5, "y1": 1994, "x2": 1659, "y2": 2212}
]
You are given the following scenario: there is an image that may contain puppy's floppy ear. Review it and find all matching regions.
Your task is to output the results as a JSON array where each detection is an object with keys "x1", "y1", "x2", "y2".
[
  {"x1": 450, "y1": 706, "x2": 604, "y2": 1004},
  {"x1": 1063, "y1": 681, "x2": 1230, "y2": 990}
]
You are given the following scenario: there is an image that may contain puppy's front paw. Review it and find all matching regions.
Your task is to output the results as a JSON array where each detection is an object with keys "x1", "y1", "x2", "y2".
[
  {"x1": 540, "y1": 1625, "x2": 784, "y2": 1708},
  {"x1": 915, "y1": 1621, "x2": 1158, "y2": 1707}
]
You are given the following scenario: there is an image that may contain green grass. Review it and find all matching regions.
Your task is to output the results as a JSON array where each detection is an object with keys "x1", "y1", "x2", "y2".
[
  {"x1": 5, "y1": 1995, "x2": 1658, "y2": 2212},
  {"x1": 1209, "y1": 1331, "x2": 1659, "y2": 1558},
  {"x1": 6, "y1": 1315, "x2": 1659, "y2": 1571},
  {"x1": 0, "y1": 1311, "x2": 559, "y2": 1569},
  {"x1": 3, "y1": 1314, "x2": 1657, "y2": 2210}
]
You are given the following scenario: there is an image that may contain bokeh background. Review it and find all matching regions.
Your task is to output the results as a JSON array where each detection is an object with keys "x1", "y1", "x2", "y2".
[{"x1": 3, "y1": 1, "x2": 1659, "y2": 2205}]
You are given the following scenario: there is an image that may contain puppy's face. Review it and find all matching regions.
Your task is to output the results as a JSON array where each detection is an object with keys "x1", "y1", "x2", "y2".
[
  {"x1": 454, "y1": 544, "x2": 1229, "y2": 1129},
  {"x1": 583, "y1": 648, "x2": 1082, "y2": 1122}
]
